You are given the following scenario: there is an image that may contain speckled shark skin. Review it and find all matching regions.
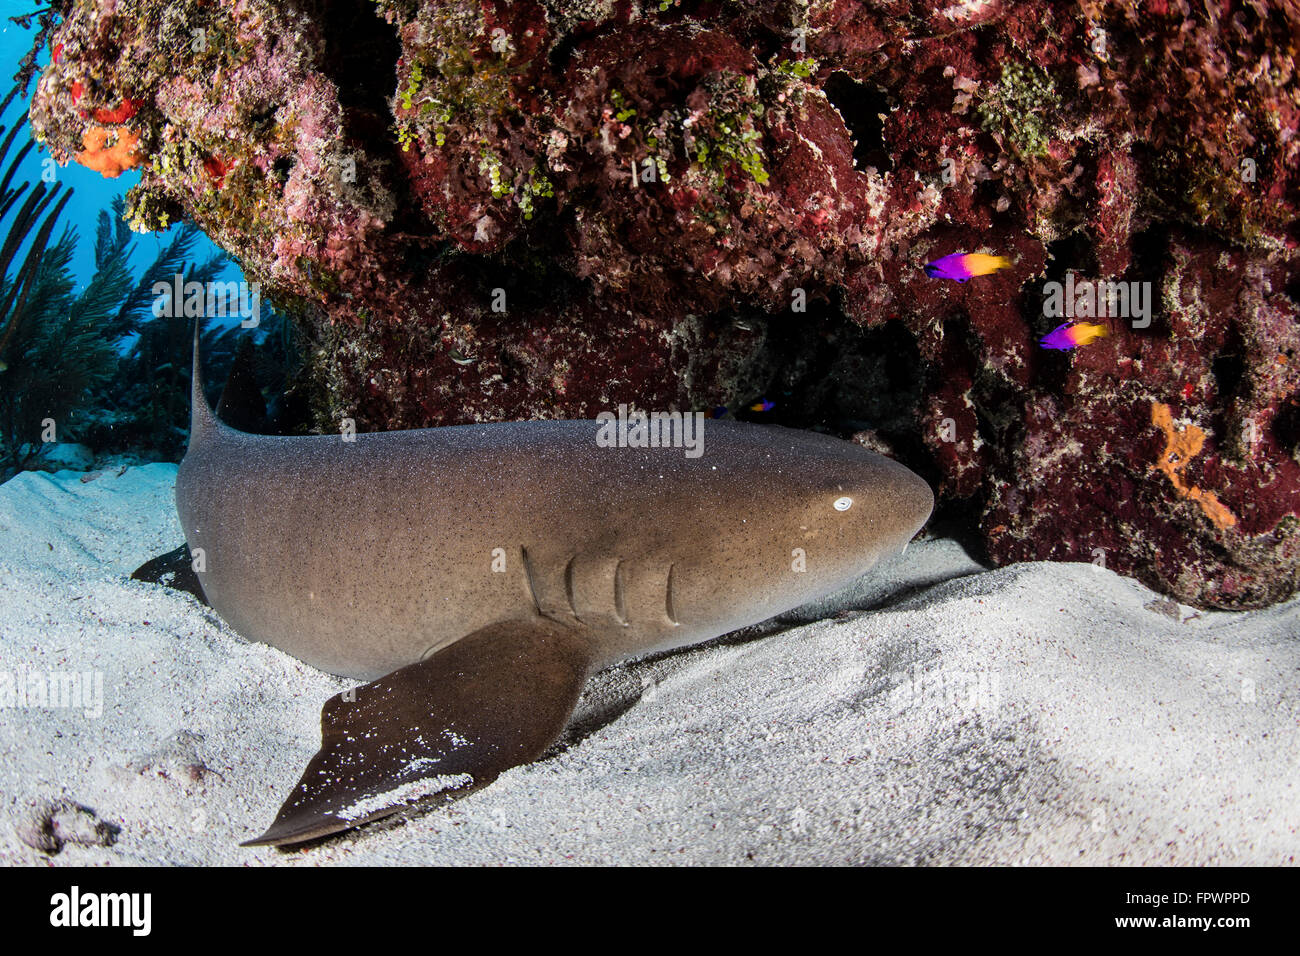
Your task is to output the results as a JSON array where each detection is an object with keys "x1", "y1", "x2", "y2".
[{"x1": 175, "y1": 335, "x2": 933, "y2": 847}]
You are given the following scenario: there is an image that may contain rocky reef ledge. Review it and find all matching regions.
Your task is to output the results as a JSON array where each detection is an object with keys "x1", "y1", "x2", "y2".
[{"x1": 29, "y1": 0, "x2": 1300, "y2": 608}]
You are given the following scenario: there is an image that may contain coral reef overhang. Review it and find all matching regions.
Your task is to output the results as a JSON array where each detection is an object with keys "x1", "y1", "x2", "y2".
[{"x1": 28, "y1": 0, "x2": 1300, "y2": 610}]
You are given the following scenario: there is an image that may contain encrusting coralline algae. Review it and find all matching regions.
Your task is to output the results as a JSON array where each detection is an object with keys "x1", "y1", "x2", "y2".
[{"x1": 26, "y1": 0, "x2": 1300, "y2": 609}]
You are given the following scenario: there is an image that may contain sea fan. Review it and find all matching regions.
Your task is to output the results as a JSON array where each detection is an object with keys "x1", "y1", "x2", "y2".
[{"x1": 0, "y1": 86, "x2": 121, "y2": 473}]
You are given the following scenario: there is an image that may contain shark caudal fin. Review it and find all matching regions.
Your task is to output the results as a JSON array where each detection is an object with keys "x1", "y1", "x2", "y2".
[{"x1": 189, "y1": 321, "x2": 220, "y2": 444}]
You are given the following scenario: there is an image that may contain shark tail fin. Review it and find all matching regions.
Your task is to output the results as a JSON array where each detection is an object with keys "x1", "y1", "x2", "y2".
[{"x1": 190, "y1": 320, "x2": 219, "y2": 444}]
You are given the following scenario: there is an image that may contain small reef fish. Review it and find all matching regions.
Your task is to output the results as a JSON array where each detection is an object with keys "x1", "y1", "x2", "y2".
[
  {"x1": 924, "y1": 252, "x2": 1011, "y2": 282},
  {"x1": 1039, "y1": 321, "x2": 1108, "y2": 351},
  {"x1": 708, "y1": 400, "x2": 774, "y2": 417}
]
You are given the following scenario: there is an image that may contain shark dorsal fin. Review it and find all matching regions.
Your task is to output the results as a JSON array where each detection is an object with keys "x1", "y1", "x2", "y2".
[{"x1": 189, "y1": 322, "x2": 221, "y2": 444}]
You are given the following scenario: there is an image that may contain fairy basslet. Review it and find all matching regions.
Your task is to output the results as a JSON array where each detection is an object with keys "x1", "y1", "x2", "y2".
[
  {"x1": 1039, "y1": 321, "x2": 1108, "y2": 351},
  {"x1": 750, "y1": 399, "x2": 776, "y2": 412},
  {"x1": 924, "y1": 252, "x2": 1011, "y2": 282}
]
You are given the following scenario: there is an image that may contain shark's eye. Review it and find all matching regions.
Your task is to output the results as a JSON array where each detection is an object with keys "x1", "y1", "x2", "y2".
[{"x1": 833, "y1": 496, "x2": 853, "y2": 512}]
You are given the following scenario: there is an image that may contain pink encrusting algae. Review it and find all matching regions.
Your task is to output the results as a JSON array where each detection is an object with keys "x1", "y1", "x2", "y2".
[{"x1": 23, "y1": 0, "x2": 1300, "y2": 610}]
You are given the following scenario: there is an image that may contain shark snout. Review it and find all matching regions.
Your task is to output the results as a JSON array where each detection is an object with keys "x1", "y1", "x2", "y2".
[
  {"x1": 878, "y1": 462, "x2": 934, "y2": 547},
  {"x1": 832, "y1": 452, "x2": 935, "y2": 557}
]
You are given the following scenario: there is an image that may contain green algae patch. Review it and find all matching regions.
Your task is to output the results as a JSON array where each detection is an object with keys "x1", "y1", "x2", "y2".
[{"x1": 978, "y1": 61, "x2": 1062, "y2": 160}]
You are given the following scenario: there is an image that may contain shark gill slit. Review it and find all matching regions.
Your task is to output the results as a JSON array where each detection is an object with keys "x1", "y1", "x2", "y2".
[
  {"x1": 520, "y1": 545, "x2": 544, "y2": 618},
  {"x1": 563, "y1": 554, "x2": 584, "y2": 623},
  {"x1": 613, "y1": 559, "x2": 628, "y2": 627},
  {"x1": 666, "y1": 563, "x2": 680, "y2": 626}
]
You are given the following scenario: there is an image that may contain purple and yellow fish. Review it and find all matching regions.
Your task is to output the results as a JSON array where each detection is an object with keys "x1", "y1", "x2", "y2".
[
  {"x1": 924, "y1": 252, "x2": 1011, "y2": 282},
  {"x1": 1039, "y1": 321, "x2": 1107, "y2": 351},
  {"x1": 708, "y1": 400, "x2": 775, "y2": 417}
]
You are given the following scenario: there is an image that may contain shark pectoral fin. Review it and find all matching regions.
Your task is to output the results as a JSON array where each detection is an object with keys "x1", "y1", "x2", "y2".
[
  {"x1": 130, "y1": 543, "x2": 209, "y2": 606},
  {"x1": 243, "y1": 619, "x2": 593, "y2": 848}
]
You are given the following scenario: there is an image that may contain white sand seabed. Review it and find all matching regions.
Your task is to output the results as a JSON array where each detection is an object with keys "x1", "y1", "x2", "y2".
[{"x1": 0, "y1": 463, "x2": 1295, "y2": 865}]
